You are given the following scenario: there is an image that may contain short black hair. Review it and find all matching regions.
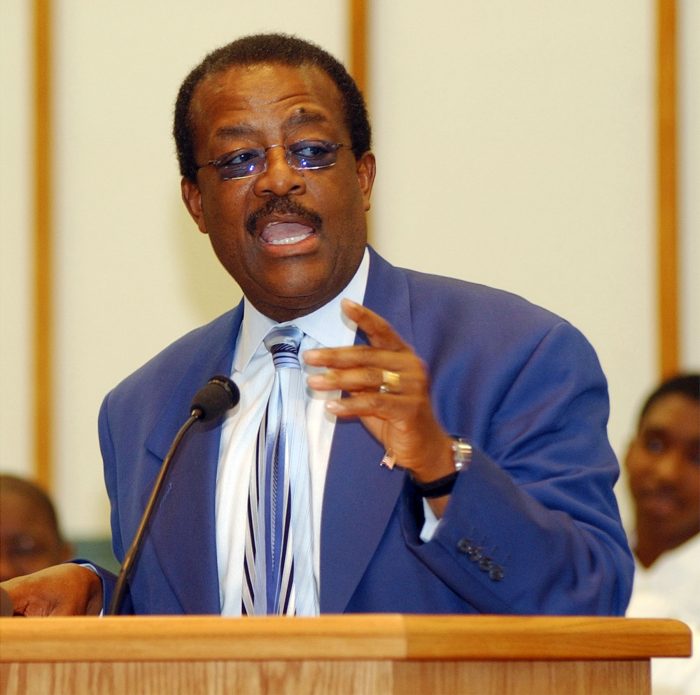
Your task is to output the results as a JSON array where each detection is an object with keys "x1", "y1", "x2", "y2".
[
  {"x1": 638, "y1": 373, "x2": 700, "y2": 428},
  {"x1": 173, "y1": 33, "x2": 372, "y2": 182}
]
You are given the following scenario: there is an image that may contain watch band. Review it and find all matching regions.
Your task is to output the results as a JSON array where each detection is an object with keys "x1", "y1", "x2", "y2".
[
  {"x1": 411, "y1": 438, "x2": 472, "y2": 498},
  {"x1": 411, "y1": 470, "x2": 461, "y2": 498}
]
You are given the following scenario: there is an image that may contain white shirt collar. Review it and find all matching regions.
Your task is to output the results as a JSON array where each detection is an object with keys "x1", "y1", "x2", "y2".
[{"x1": 233, "y1": 248, "x2": 370, "y2": 373}]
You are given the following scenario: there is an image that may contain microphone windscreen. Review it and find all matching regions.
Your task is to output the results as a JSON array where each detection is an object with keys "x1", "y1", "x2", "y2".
[{"x1": 190, "y1": 376, "x2": 240, "y2": 421}]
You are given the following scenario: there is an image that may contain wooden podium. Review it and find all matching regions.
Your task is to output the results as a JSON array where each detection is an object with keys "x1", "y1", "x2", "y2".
[{"x1": 0, "y1": 614, "x2": 691, "y2": 694}]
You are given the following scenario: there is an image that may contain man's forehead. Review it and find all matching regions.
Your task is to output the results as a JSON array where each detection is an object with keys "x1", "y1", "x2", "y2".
[
  {"x1": 189, "y1": 70, "x2": 348, "y2": 159},
  {"x1": 199, "y1": 62, "x2": 336, "y2": 100},
  {"x1": 191, "y1": 63, "x2": 342, "y2": 127},
  {"x1": 640, "y1": 394, "x2": 700, "y2": 435},
  {"x1": 210, "y1": 111, "x2": 329, "y2": 141}
]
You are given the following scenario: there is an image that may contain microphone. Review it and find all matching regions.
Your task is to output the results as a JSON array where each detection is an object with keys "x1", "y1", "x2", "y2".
[
  {"x1": 108, "y1": 375, "x2": 239, "y2": 615},
  {"x1": 190, "y1": 376, "x2": 240, "y2": 422}
]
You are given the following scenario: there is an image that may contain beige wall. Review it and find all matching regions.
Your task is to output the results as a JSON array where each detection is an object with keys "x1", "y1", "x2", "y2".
[
  {"x1": 1, "y1": 2, "x2": 33, "y2": 491},
  {"x1": 1, "y1": 1, "x2": 698, "y2": 539}
]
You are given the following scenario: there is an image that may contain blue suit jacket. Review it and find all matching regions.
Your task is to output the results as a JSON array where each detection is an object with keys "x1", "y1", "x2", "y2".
[{"x1": 97, "y1": 248, "x2": 633, "y2": 615}]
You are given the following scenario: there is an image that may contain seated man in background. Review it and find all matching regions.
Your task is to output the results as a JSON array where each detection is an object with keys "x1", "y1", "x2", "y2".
[
  {"x1": 0, "y1": 474, "x2": 73, "y2": 582},
  {"x1": 624, "y1": 373, "x2": 700, "y2": 694}
]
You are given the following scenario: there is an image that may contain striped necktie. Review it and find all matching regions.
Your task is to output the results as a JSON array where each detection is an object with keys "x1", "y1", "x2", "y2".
[{"x1": 242, "y1": 325, "x2": 319, "y2": 615}]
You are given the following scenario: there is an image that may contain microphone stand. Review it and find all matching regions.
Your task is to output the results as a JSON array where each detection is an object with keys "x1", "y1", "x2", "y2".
[{"x1": 107, "y1": 409, "x2": 201, "y2": 616}]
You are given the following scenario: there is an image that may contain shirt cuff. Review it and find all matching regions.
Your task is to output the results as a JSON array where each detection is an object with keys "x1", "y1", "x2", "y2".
[{"x1": 419, "y1": 498, "x2": 441, "y2": 542}]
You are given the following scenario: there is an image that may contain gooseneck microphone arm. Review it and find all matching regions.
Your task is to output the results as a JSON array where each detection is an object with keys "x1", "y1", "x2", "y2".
[{"x1": 107, "y1": 376, "x2": 239, "y2": 616}]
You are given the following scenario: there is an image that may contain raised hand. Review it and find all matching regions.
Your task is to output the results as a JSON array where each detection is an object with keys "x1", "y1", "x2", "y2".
[{"x1": 304, "y1": 299, "x2": 456, "y2": 512}]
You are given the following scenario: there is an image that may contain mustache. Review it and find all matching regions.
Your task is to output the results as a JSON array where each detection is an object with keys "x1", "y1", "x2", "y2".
[{"x1": 245, "y1": 197, "x2": 322, "y2": 235}]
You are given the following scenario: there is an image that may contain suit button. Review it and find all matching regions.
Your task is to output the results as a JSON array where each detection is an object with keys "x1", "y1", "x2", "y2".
[
  {"x1": 457, "y1": 538, "x2": 485, "y2": 563},
  {"x1": 468, "y1": 547, "x2": 483, "y2": 562},
  {"x1": 478, "y1": 557, "x2": 493, "y2": 572},
  {"x1": 457, "y1": 538, "x2": 472, "y2": 553},
  {"x1": 489, "y1": 566, "x2": 505, "y2": 581}
]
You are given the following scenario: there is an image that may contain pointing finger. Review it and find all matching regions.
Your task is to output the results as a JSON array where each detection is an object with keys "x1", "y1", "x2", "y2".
[{"x1": 340, "y1": 299, "x2": 407, "y2": 351}]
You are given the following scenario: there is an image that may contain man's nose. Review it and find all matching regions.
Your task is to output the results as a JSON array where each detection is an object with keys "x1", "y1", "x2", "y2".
[
  {"x1": 252, "y1": 146, "x2": 306, "y2": 198},
  {"x1": 654, "y1": 447, "x2": 685, "y2": 482}
]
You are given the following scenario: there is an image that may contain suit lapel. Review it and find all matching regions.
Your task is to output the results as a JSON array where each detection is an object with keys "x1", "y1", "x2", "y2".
[
  {"x1": 320, "y1": 249, "x2": 414, "y2": 613},
  {"x1": 141, "y1": 306, "x2": 243, "y2": 614}
]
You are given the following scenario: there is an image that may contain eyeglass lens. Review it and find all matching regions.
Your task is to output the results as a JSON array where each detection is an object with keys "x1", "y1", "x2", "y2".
[{"x1": 210, "y1": 140, "x2": 343, "y2": 180}]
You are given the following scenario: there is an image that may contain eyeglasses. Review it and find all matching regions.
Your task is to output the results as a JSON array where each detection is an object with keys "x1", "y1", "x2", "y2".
[{"x1": 197, "y1": 140, "x2": 348, "y2": 181}]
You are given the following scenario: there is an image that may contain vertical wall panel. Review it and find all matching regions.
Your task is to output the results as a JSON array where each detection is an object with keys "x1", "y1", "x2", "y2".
[
  {"x1": 656, "y1": 0, "x2": 680, "y2": 378},
  {"x1": 31, "y1": 0, "x2": 55, "y2": 490}
]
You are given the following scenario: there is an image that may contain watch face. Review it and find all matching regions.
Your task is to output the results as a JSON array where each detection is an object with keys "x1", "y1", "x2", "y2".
[{"x1": 452, "y1": 440, "x2": 472, "y2": 470}]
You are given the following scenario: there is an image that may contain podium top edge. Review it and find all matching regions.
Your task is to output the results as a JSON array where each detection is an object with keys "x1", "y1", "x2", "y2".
[{"x1": 0, "y1": 614, "x2": 692, "y2": 662}]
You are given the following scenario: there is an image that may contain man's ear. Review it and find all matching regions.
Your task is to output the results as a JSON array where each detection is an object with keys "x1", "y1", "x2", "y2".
[
  {"x1": 181, "y1": 177, "x2": 208, "y2": 234},
  {"x1": 356, "y1": 151, "x2": 376, "y2": 212}
]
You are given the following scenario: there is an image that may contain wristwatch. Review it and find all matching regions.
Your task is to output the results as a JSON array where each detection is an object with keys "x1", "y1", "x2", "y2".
[{"x1": 410, "y1": 438, "x2": 472, "y2": 498}]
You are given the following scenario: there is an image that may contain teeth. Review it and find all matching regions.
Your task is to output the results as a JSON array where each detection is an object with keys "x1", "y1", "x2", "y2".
[{"x1": 268, "y1": 233, "x2": 311, "y2": 245}]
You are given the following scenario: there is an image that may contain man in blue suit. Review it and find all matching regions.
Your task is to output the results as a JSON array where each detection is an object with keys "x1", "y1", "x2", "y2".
[{"x1": 3, "y1": 34, "x2": 632, "y2": 617}]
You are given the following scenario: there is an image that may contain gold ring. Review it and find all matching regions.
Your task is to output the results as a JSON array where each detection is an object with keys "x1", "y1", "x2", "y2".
[
  {"x1": 380, "y1": 369, "x2": 401, "y2": 393},
  {"x1": 380, "y1": 448, "x2": 397, "y2": 469}
]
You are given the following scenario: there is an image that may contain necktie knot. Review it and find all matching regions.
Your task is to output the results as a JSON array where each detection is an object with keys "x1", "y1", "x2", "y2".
[{"x1": 264, "y1": 326, "x2": 303, "y2": 370}]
